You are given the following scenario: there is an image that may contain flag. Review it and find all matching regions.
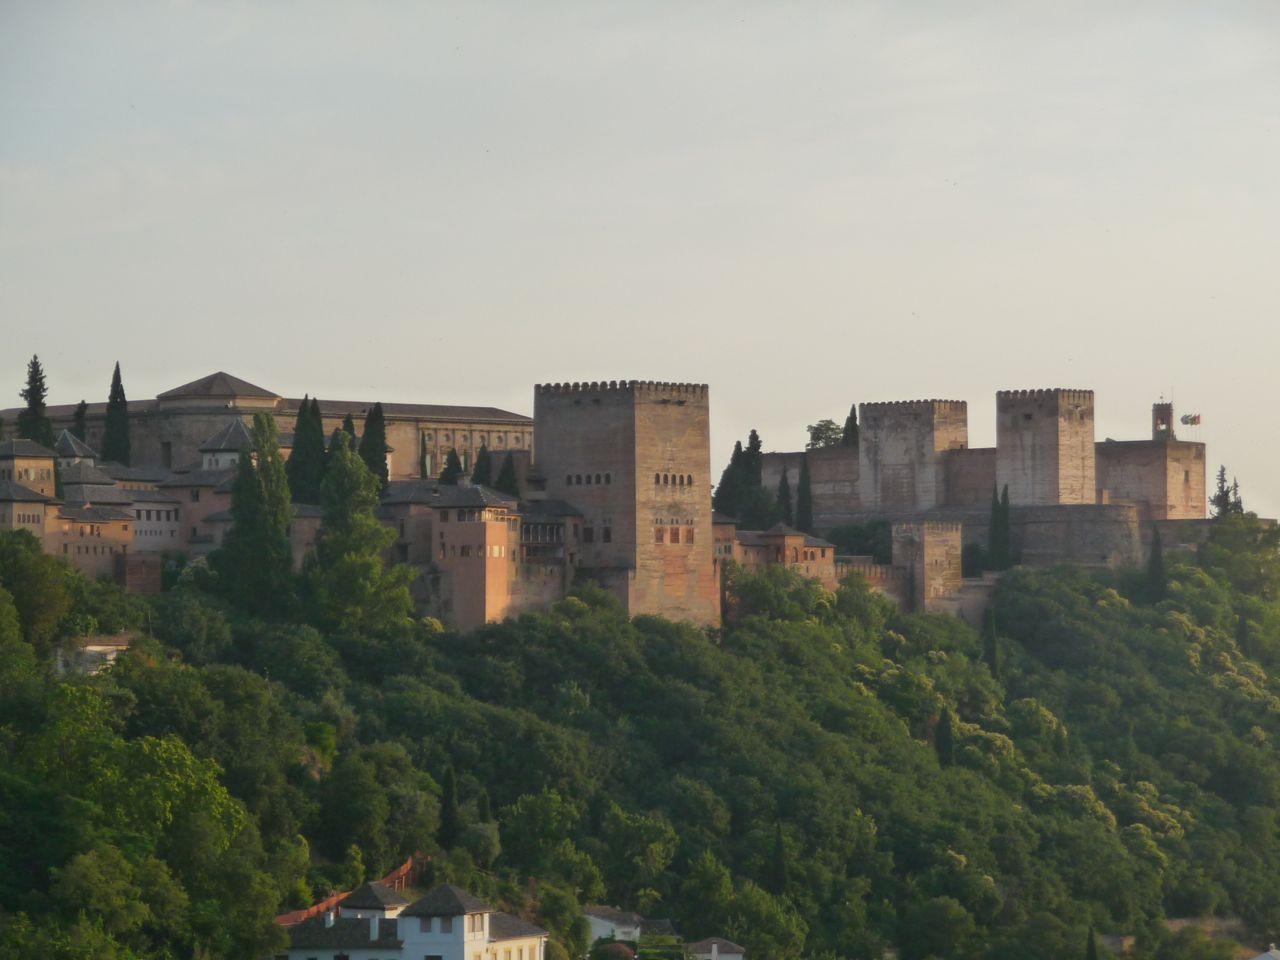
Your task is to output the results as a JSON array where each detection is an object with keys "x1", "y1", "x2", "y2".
[{"x1": 1180, "y1": 413, "x2": 1201, "y2": 426}]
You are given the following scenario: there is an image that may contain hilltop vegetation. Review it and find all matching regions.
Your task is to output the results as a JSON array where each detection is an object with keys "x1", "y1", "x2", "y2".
[{"x1": 1, "y1": 512, "x2": 1279, "y2": 959}]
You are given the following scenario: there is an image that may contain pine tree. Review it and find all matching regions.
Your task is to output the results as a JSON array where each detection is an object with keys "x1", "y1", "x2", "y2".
[
  {"x1": 439, "y1": 448, "x2": 463, "y2": 485},
  {"x1": 471, "y1": 444, "x2": 493, "y2": 486},
  {"x1": 1230, "y1": 478, "x2": 1244, "y2": 514},
  {"x1": 438, "y1": 765, "x2": 462, "y2": 849},
  {"x1": 305, "y1": 430, "x2": 414, "y2": 634},
  {"x1": 493, "y1": 452, "x2": 520, "y2": 497},
  {"x1": 286, "y1": 395, "x2": 327, "y2": 504},
  {"x1": 357, "y1": 403, "x2": 389, "y2": 493},
  {"x1": 213, "y1": 414, "x2": 295, "y2": 618},
  {"x1": 935, "y1": 708, "x2": 955, "y2": 767},
  {"x1": 1085, "y1": 926, "x2": 1098, "y2": 960},
  {"x1": 1210, "y1": 466, "x2": 1232, "y2": 518},
  {"x1": 1147, "y1": 528, "x2": 1166, "y2": 602},
  {"x1": 796, "y1": 454, "x2": 814, "y2": 534},
  {"x1": 100, "y1": 362, "x2": 130, "y2": 465},
  {"x1": 17, "y1": 355, "x2": 55, "y2": 449},
  {"x1": 982, "y1": 608, "x2": 999, "y2": 677},
  {"x1": 71, "y1": 400, "x2": 88, "y2": 442},
  {"x1": 776, "y1": 468, "x2": 793, "y2": 526},
  {"x1": 841, "y1": 403, "x2": 859, "y2": 447},
  {"x1": 769, "y1": 822, "x2": 789, "y2": 895}
]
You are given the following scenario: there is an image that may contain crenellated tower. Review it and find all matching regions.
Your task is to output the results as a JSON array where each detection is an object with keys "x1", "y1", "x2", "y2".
[
  {"x1": 995, "y1": 388, "x2": 1095, "y2": 506},
  {"x1": 533, "y1": 380, "x2": 718, "y2": 625}
]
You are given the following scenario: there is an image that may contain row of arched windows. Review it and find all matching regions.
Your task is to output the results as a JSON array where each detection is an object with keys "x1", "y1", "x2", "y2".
[
  {"x1": 567, "y1": 473, "x2": 611, "y2": 486},
  {"x1": 655, "y1": 473, "x2": 695, "y2": 487}
]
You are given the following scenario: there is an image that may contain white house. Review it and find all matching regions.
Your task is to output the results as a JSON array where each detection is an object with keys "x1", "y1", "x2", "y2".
[
  {"x1": 686, "y1": 937, "x2": 746, "y2": 960},
  {"x1": 282, "y1": 882, "x2": 548, "y2": 960},
  {"x1": 1248, "y1": 948, "x2": 1280, "y2": 960},
  {"x1": 582, "y1": 905, "x2": 644, "y2": 944}
]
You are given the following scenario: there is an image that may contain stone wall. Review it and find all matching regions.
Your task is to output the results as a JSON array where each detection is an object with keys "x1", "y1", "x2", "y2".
[
  {"x1": 859, "y1": 401, "x2": 968, "y2": 511},
  {"x1": 943, "y1": 447, "x2": 997, "y2": 508},
  {"x1": 892, "y1": 520, "x2": 964, "y2": 611},
  {"x1": 1010, "y1": 503, "x2": 1141, "y2": 568},
  {"x1": 1096, "y1": 439, "x2": 1206, "y2": 520}
]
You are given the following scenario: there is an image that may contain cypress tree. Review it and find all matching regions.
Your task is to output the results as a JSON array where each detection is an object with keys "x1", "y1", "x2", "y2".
[
  {"x1": 987, "y1": 485, "x2": 1004, "y2": 570},
  {"x1": 769, "y1": 822, "x2": 789, "y2": 895},
  {"x1": 1000, "y1": 485, "x2": 1012, "y2": 563},
  {"x1": 0, "y1": 417, "x2": 5, "y2": 440},
  {"x1": 982, "y1": 608, "x2": 999, "y2": 677},
  {"x1": 796, "y1": 454, "x2": 814, "y2": 534},
  {"x1": 1147, "y1": 528, "x2": 1166, "y2": 602},
  {"x1": 419, "y1": 444, "x2": 429, "y2": 480},
  {"x1": 17, "y1": 355, "x2": 55, "y2": 449},
  {"x1": 214, "y1": 413, "x2": 295, "y2": 618},
  {"x1": 713, "y1": 441, "x2": 745, "y2": 517},
  {"x1": 841, "y1": 403, "x2": 859, "y2": 447},
  {"x1": 438, "y1": 766, "x2": 462, "y2": 849},
  {"x1": 1230, "y1": 478, "x2": 1244, "y2": 514},
  {"x1": 439, "y1": 448, "x2": 463, "y2": 485},
  {"x1": 471, "y1": 444, "x2": 493, "y2": 486},
  {"x1": 746, "y1": 429, "x2": 763, "y2": 487},
  {"x1": 71, "y1": 400, "x2": 88, "y2": 442},
  {"x1": 1085, "y1": 926, "x2": 1098, "y2": 960},
  {"x1": 101, "y1": 361, "x2": 131, "y2": 465},
  {"x1": 476, "y1": 788, "x2": 492, "y2": 823},
  {"x1": 935, "y1": 708, "x2": 955, "y2": 767},
  {"x1": 342, "y1": 413, "x2": 357, "y2": 441},
  {"x1": 493, "y1": 452, "x2": 520, "y2": 497},
  {"x1": 776, "y1": 468, "x2": 793, "y2": 526},
  {"x1": 286, "y1": 395, "x2": 327, "y2": 504},
  {"x1": 357, "y1": 403, "x2": 389, "y2": 493}
]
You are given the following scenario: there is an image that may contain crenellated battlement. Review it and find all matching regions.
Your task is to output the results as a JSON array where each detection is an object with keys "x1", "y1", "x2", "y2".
[
  {"x1": 536, "y1": 380, "x2": 709, "y2": 397},
  {"x1": 860, "y1": 399, "x2": 967, "y2": 416},
  {"x1": 996, "y1": 388, "x2": 1094, "y2": 405}
]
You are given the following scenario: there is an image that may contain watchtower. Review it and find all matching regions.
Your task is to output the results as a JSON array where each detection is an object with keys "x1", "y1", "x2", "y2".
[
  {"x1": 857, "y1": 400, "x2": 969, "y2": 510},
  {"x1": 1152, "y1": 402, "x2": 1175, "y2": 441},
  {"x1": 533, "y1": 381, "x2": 718, "y2": 626},
  {"x1": 995, "y1": 389, "x2": 1095, "y2": 506}
]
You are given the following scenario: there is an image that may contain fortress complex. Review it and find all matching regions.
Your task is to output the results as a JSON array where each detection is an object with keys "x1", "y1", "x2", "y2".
[{"x1": 763, "y1": 390, "x2": 1207, "y2": 572}]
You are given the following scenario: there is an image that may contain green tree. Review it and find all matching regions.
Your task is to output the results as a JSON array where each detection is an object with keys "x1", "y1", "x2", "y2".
[
  {"x1": 0, "y1": 530, "x2": 72, "y2": 657},
  {"x1": 419, "y1": 443, "x2": 429, "y2": 480},
  {"x1": 342, "y1": 413, "x2": 357, "y2": 440},
  {"x1": 776, "y1": 468, "x2": 793, "y2": 526},
  {"x1": 494, "y1": 452, "x2": 520, "y2": 497},
  {"x1": 213, "y1": 413, "x2": 295, "y2": 618},
  {"x1": 304, "y1": 431, "x2": 413, "y2": 635},
  {"x1": 71, "y1": 400, "x2": 88, "y2": 442},
  {"x1": 768, "y1": 822, "x2": 789, "y2": 894},
  {"x1": 438, "y1": 765, "x2": 462, "y2": 850},
  {"x1": 1086, "y1": 925, "x2": 1099, "y2": 960},
  {"x1": 100, "y1": 362, "x2": 130, "y2": 465},
  {"x1": 357, "y1": 402, "x2": 389, "y2": 492},
  {"x1": 17, "y1": 355, "x2": 54, "y2": 449},
  {"x1": 1210, "y1": 466, "x2": 1231, "y2": 518},
  {"x1": 1147, "y1": 528, "x2": 1166, "y2": 602},
  {"x1": 439, "y1": 448, "x2": 464, "y2": 485},
  {"x1": 982, "y1": 608, "x2": 999, "y2": 677},
  {"x1": 935, "y1": 708, "x2": 955, "y2": 767},
  {"x1": 714, "y1": 441, "x2": 746, "y2": 517},
  {"x1": 471, "y1": 444, "x2": 493, "y2": 486},
  {"x1": 285, "y1": 396, "x2": 327, "y2": 504},
  {"x1": 841, "y1": 403, "x2": 859, "y2": 447},
  {"x1": 806, "y1": 419, "x2": 842, "y2": 449},
  {"x1": 795, "y1": 455, "x2": 813, "y2": 534}
]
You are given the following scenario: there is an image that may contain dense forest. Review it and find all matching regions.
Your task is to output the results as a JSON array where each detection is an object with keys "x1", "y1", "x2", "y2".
[{"x1": 2, "y1": 491, "x2": 1280, "y2": 958}]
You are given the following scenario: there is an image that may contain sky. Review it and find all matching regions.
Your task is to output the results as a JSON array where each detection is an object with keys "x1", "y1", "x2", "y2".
[{"x1": 2, "y1": 1, "x2": 1278, "y2": 516}]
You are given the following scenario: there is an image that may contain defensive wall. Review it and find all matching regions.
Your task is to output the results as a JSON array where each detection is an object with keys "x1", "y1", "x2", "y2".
[{"x1": 996, "y1": 389, "x2": 1096, "y2": 506}]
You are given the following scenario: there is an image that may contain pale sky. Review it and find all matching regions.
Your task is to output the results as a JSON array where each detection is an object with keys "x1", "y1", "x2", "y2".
[{"x1": 2, "y1": 2, "x2": 1278, "y2": 516}]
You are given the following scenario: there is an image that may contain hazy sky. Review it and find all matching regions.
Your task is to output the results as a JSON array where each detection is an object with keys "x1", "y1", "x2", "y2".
[{"x1": 3, "y1": 2, "x2": 1277, "y2": 515}]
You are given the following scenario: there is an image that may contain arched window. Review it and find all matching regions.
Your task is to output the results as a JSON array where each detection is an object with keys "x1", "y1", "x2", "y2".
[
  {"x1": 585, "y1": 474, "x2": 592, "y2": 485},
  {"x1": 687, "y1": 474, "x2": 694, "y2": 486},
  {"x1": 677, "y1": 475, "x2": 685, "y2": 486},
  {"x1": 605, "y1": 473, "x2": 612, "y2": 484},
  {"x1": 566, "y1": 475, "x2": 573, "y2": 486},
  {"x1": 792, "y1": 548, "x2": 799, "y2": 562},
  {"x1": 655, "y1": 473, "x2": 661, "y2": 484},
  {"x1": 663, "y1": 474, "x2": 669, "y2": 484},
  {"x1": 594, "y1": 474, "x2": 602, "y2": 484},
  {"x1": 575, "y1": 474, "x2": 582, "y2": 485}
]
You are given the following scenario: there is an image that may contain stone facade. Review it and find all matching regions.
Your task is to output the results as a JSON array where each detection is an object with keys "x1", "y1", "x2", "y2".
[{"x1": 995, "y1": 389, "x2": 1096, "y2": 506}]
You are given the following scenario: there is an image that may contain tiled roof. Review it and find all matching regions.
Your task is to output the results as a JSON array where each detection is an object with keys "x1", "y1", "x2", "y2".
[
  {"x1": 159, "y1": 467, "x2": 237, "y2": 489},
  {"x1": 520, "y1": 499, "x2": 583, "y2": 518},
  {"x1": 157, "y1": 372, "x2": 280, "y2": 400},
  {"x1": 54, "y1": 430, "x2": 98, "y2": 459},
  {"x1": 711, "y1": 512, "x2": 739, "y2": 525},
  {"x1": 287, "y1": 396, "x2": 531, "y2": 424},
  {"x1": 288, "y1": 915, "x2": 401, "y2": 950},
  {"x1": 339, "y1": 881, "x2": 409, "y2": 911},
  {"x1": 402, "y1": 884, "x2": 491, "y2": 918},
  {"x1": 62, "y1": 485, "x2": 134, "y2": 506},
  {"x1": 60, "y1": 462, "x2": 117, "y2": 486},
  {"x1": 0, "y1": 438, "x2": 56, "y2": 459},
  {"x1": 384, "y1": 482, "x2": 517, "y2": 510},
  {"x1": 583, "y1": 905, "x2": 644, "y2": 926},
  {"x1": 199, "y1": 419, "x2": 254, "y2": 453},
  {"x1": 687, "y1": 938, "x2": 746, "y2": 955},
  {"x1": 98, "y1": 462, "x2": 173, "y2": 484},
  {"x1": 490, "y1": 912, "x2": 549, "y2": 941},
  {"x1": 641, "y1": 918, "x2": 677, "y2": 936},
  {"x1": 58, "y1": 505, "x2": 135, "y2": 522},
  {"x1": 125, "y1": 488, "x2": 180, "y2": 504},
  {"x1": 0, "y1": 480, "x2": 54, "y2": 503}
]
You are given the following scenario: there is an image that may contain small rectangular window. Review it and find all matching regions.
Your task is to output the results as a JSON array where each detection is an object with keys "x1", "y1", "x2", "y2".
[
  {"x1": 602, "y1": 526, "x2": 611, "y2": 543},
  {"x1": 655, "y1": 527, "x2": 664, "y2": 543},
  {"x1": 583, "y1": 526, "x2": 594, "y2": 544},
  {"x1": 670, "y1": 527, "x2": 680, "y2": 544},
  {"x1": 191, "y1": 489, "x2": 200, "y2": 502}
]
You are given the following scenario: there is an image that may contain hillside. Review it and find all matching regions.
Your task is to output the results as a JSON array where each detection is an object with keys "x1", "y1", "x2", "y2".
[{"x1": 0, "y1": 513, "x2": 1278, "y2": 959}]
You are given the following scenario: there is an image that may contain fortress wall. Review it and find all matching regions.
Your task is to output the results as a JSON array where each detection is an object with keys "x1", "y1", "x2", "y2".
[
  {"x1": 1010, "y1": 503, "x2": 1140, "y2": 568},
  {"x1": 859, "y1": 401, "x2": 968, "y2": 511},
  {"x1": 891, "y1": 520, "x2": 964, "y2": 610},
  {"x1": 996, "y1": 389, "x2": 1095, "y2": 506},
  {"x1": 944, "y1": 447, "x2": 997, "y2": 508},
  {"x1": 1096, "y1": 440, "x2": 1205, "y2": 520},
  {"x1": 808, "y1": 446, "x2": 862, "y2": 530},
  {"x1": 760, "y1": 452, "x2": 806, "y2": 500}
]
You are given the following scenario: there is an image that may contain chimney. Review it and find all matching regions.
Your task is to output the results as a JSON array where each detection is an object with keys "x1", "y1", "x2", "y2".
[
  {"x1": 370, "y1": 915, "x2": 380, "y2": 940},
  {"x1": 712, "y1": 942, "x2": 719, "y2": 960},
  {"x1": 324, "y1": 909, "x2": 336, "y2": 928}
]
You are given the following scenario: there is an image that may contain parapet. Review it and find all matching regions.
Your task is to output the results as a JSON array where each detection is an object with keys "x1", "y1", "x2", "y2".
[
  {"x1": 996, "y1": 388, "x2": 1094, "y2": 405},
  {"x1": 535, "y1": 380, "x2": 708, "y2": 397},
  {"x1": 860, "y1": 399, "x2": 967, "y2": 416}
]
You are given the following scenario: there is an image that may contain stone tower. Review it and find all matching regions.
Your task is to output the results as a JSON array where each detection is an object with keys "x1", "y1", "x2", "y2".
[
  {"x1": 533, "y1": 381, "x2": 719, "y2": 626},
  {"x1": 995, "y1": 389, "x2": 1096, "y2": 506},
  {"x1": 1152, "y1": 401, "x2": 1175, "y2": 441},
  {"x1": 858, "y1": 400, "x2": 969, "y2": 510}
]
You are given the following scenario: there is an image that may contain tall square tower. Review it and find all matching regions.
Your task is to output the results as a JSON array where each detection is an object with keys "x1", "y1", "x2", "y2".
[
  {"x1": 995, "y1": 389, "x2": 1096, "y2": 505},
  {"x1": 533, "y1": 381, "x2": 718, "y2": 626}
]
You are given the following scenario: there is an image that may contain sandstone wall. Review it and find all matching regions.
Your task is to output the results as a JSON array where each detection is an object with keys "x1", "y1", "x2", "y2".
[
  {"x1": 859, "y1": 401, "x2": 967, "y2": 511},
  {"x1": 1010, "y1": 503, "x2": 1140, "y2": 568},
  {"x1": 996, "y1": 389, "x2": 1095, "y2": 506},
  {"x1": 1097, "y1": 439, "x2": 1206, "y2": 520},
  {"x1": 943, "y1": 447, "x2": 997, "y2": 508}
]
